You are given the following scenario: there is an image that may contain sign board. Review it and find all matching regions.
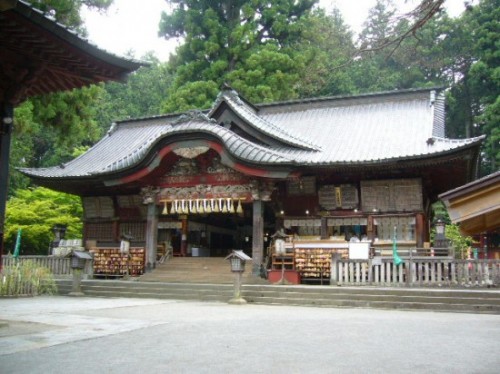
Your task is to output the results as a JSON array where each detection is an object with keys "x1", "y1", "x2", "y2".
[{"x1": 348, "y1": 242, "x2": 370, "y2": 260}]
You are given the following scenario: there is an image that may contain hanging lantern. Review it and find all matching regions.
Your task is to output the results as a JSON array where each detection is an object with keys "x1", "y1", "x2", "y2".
[
  {"x1": 197, "y1": 199, "x2": 204, "y2": 214},
  {"x1": 162, "y1": 201, "x2": 169, "y2": 215},
  {"x1": 170, "y1": 200, "x2": 177, "y2": 214},
  {"x1": 236, "y1": 199, "x2": 243, "y2": 215},
  {"x1": 213, "y1": 198, "x2": 220, "y2": 213}
]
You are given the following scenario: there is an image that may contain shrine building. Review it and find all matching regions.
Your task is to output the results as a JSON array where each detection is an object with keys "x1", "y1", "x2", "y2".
[{"x1": 21, "y1": 86, "x2": 484, "y2": 280}]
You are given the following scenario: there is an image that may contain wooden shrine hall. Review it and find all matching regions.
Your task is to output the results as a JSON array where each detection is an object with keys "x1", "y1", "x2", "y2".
[{"x1": 21, "y1": 86, "x2": 484, "y2": 280}]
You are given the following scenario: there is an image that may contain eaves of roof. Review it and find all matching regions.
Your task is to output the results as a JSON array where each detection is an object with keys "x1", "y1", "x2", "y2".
[{"x1": 13, "y1": 0, "x2": 146, "y2": 70}]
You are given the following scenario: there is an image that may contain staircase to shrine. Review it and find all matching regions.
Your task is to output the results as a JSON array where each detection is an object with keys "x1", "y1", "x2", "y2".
[
  {"x1": 138, "y1": 257, "x2": 258, "y2": 284},
  {"x1": 55, "y1": 277, "x2": 500, "y2": 314}
]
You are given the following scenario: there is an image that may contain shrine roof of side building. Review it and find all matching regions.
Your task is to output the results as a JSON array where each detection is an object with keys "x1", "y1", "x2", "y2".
[{"x1": 19, "y1": 86, "x2": 484, "y2": 180}]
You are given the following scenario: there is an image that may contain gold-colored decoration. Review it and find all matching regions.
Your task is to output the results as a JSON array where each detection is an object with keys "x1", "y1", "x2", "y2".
[
  {"x1": 204, "y1": 199, "x2": 212, "y2": 213},
  {"x1": 160, "y1": 197, "x2": 246, "y2": 216},
  {"x1": 198, "y1": 199, "x2": 205, "y2": 214}
]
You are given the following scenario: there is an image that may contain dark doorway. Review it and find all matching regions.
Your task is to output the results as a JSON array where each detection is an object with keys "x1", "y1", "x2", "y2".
[{"x1": 210, "y1": 232, "x2": 234, "y2": 257}]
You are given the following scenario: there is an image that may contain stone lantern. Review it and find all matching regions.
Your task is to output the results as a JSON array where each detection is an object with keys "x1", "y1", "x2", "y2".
[{"x1": 225, "y1": 250, "x2": 252, "y2": 304}]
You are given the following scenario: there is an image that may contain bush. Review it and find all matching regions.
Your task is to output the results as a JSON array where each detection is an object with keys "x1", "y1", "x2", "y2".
[{"x1": 0, "y1": 261, "x2": 57, "y2": 296}]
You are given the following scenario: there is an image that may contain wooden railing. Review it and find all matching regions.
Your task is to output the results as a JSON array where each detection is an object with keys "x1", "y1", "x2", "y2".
[
  {"x1": 2, "y1": 256, "x2": 93, "y2": 277},
  {"x1": 332, "y1": 257, "x2": 500, "y2": 287}
]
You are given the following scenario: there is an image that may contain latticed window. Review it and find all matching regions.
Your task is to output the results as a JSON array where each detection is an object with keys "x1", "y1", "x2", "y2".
[
  {"x1": 119, "y1": 222, "x2": 145, "y2": 241},
  {"x1": 373, "y1": 216, "x2": 416, "y2": 241},
  {"x1": 85, "y1": 223, "x2": 114, "y2": 241}
]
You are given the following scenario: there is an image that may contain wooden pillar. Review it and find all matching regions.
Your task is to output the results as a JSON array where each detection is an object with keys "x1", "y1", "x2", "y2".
[
  {"x1": 0, "y1": 103, "x2": 13, "y2": 268},
  {"x1": 180, "y1": 215, "x2": 188, "y2": 257},
  {"x1": 367, "y1": 215, "x2": 374, "y2": 240},
  {"x1": 252, "y1": 199, "x2": 264, "y2": 276},
  {"x1": 320, "y1": 217, "x2": 328, "y2": 239},
  {"x1": 145, "y1": 202, "x2": 158, "y2": 270},
  {"x1": 141, "y1": 186, "x2": 160, "y2": 271},
  {"x1": 415, "y1": 213, "x2": 425, "y2": 248}
]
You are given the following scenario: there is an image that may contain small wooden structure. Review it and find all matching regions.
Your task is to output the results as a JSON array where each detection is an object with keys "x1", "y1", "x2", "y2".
[{"x1": 440, "y1": 170, "x2": 500, "y2": 259}]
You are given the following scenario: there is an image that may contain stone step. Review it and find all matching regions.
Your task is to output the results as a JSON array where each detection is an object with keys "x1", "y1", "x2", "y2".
[
  {"x1": 138, "y1": 257, "x2": 253, "y2": 284},
  {"x1": 55, "y1": 279, "x2": 500, "y2": 314}
]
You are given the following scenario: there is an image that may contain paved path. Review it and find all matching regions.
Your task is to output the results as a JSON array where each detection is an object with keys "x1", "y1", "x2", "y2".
[{"x1": 1, "y1": 296, "x2": 499, "y2": 373}]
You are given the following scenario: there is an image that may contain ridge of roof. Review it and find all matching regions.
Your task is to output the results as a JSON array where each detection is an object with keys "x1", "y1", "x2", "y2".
[
  {"x1": 258, "y1": 86, "x2": 445, "y2": 110},
  {"x1": 432, "y1": 134, "x2": 486, "y2": 145},
  {"x1": 209, "y1": 88, "x2": 321, "y2": 152}
]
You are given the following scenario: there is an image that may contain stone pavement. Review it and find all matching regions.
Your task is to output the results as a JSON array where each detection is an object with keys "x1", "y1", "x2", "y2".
[{"x1": 0, "y1": 296, "x2": 499, "y2": 373}]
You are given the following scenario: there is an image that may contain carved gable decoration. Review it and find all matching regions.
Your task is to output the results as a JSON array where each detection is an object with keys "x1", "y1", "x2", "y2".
[
  {"x1": 160, "y1": 184, "x2": 253, "y2": 201},
  {"x1": 169, "y1": 158, "x2": 200, "y2": 176},
  {"x1": 173, "y1": 146, "x2": 209, "y2": 159},
  {"x1": 160, "y1": 153, "x2": 249, "y2": 187}
]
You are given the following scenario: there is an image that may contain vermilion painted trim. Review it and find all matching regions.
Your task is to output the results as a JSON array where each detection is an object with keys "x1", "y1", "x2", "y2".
[
  {"x1": 231, "y1": 163, "x2": 270, "y2": 177},
  {"x1": 119, "y1": 145, "x2": 174, "y2": 184},
  {"x1": 117, "y1": 141, "x2": 286, "y2": 185},
  {"x1": 119, "y1": 167, "x2": 151, "y2": 184}
]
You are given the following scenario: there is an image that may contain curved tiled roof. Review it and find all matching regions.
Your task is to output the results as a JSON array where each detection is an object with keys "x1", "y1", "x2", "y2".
[
  {"x1": 258, "y1": 91, "x2": 484, "y2": 164},
  {"x1": 210, "y1": 89, "x2": 320, "y2": 151},
  {"x1": 20, "y1": 117, "x2": 297, "y2": 178},
  {"x1": 20, "y1": 87, "x2": 484, "y2": 180}
]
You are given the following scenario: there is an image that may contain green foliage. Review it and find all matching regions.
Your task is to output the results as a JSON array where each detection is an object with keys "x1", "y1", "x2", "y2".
[
  {"x1": 12, "y1": 86, "x2": 104, "y2": 167},
  {"x1": 161, "y1": 80, "x2": 219, "y2": 113},
  {"x1": 353, "y1": 0, "x2": 452, "y2": 92},
  {"x1": 159, "y1": 0, "x2": 318, "y2": 109},
  {"x1": 227, "y1": 44, "x2": 303, "y2": 102},
  {"x1": 445, "y1": 224, "x2": 474, "y2": 260},
  {"x1": 97, "y1": 57, "x2": 173, "y2": 129},
  {"x1": 444, "y1": 0, "x2": 500, "y2": 174},
  {"x1": 9, "y1": 86, "x2": 106, "y2": 196},
  {"x1": 30, "y1": 0, "x2": 113, "y2": 34},
  {"x1": 294, "y1": 8, "x2": 356, "y2": 97},
  {"x1": 432, "y1": 201, "x2": 473, "y2": 259},
  {"x1": 0, "y1": 261, "x2": 57, "y2": 296},
  {"x1": 4, "y1": 188, "x2": 83, "y2": 255}
]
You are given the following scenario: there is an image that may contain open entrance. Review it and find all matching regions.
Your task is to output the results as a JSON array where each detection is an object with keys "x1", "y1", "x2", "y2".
[{"x1": 157, "y1": 201, "x2": 276, "y2": 258}]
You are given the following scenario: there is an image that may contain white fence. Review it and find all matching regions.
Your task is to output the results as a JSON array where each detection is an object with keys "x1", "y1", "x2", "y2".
[
  {"x1": 2, "y1": 255, "x2": 93, "y2": 277},
  {"x1": 332, "y1": 257, "x2": 500, "y2": 287}
]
